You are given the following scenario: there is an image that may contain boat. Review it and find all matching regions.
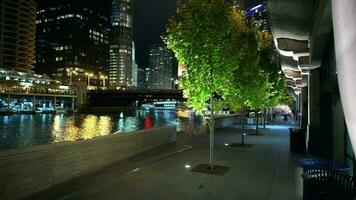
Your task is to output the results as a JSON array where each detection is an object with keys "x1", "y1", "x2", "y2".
[{"x1": 153, "y1": 101, "x2": 177, "y2": 110}]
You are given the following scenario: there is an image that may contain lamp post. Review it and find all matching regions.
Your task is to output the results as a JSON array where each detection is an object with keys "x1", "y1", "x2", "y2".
[
  {"x1": 100, "y1": 75, "x2": 108, "y2": 89},
  {"x1": 66, "y1": 68, "x2": 77, "y2": 86},
  {"x1": 85, "y1": 72, "x2": 94, "y2": 89}
]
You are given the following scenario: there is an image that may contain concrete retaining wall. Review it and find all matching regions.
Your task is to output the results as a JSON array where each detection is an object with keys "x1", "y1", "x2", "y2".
[
  {"x1": 214, "y1": 114, "x2": 238, "y2": 130},
  {"x1": 0, "y1": 127, "x2": 176, "y2": 200}
]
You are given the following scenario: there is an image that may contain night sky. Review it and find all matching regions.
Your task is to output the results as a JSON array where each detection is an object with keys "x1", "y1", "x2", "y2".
[
  {"x1": 133, "y1": 0, "x2": 262, "y2": 68},
  {"x1": 133, "y1": 0, "x2": 176, "y2": 69}
]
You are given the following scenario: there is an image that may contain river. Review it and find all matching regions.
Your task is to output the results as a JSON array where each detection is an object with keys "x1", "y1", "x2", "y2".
[{"x1": 0, "y1": 109, "x2": 200, "y2": 150}]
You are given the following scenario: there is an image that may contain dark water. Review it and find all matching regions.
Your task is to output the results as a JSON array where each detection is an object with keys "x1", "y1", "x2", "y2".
[{"x1": 0, "y1": 109, "x2": 199, "y2": 150}]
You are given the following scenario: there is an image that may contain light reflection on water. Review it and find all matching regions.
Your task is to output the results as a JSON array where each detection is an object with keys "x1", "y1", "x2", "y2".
[{"x1": 0, "y1": 109, "x2": 200, "y2": 150}]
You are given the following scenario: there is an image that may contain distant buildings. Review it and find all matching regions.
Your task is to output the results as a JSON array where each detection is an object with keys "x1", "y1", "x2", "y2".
[
  {"x1": 0, "y1": 0, "x2": 36, "y2": 72},
  {"x1": 144, "y1": 67, "x2": 150, "y2": 88},
  {"x1": 0, "y1": 0, "x2": 77, "y2": 113},
  {"x1": 245, "y1": 4, "x2": 270, "y2": 32},
  {"x1": 232, "y1": 0, "x2": 246, "y2": 10},
  {"x1": 109, "y1": 0, "x2": 133, "y2": 88},
  {"x1": 137, "y1": 68, "x2": 146, "y2": 89},
  {"x1": 148, "y1": 45, "x2": 174, "y2": 90},
  {"x1": 35, "y1": 0, "x2": 111, "y2": 84},
  {"x1": 131, "y1": 42, "x2": 138, "y2": 87}
]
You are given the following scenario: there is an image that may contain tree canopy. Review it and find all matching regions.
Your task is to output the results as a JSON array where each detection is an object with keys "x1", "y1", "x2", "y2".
[
  {"x1": 165, "y1": 0, "x2": 289, "y2": 114},
  {"x1": 165, "y1": 0, "x2": 251, "y2": 114}
]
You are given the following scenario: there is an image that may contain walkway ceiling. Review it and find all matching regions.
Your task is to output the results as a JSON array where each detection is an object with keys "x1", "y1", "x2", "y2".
[{"x1": 268, "y1": 0, "x2": 315, "y2": 95}]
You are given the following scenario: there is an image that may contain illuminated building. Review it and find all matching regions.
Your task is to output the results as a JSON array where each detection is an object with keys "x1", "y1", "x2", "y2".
[
  {"x1": 137, "y1": 68, "x2": 145, "y2": 89},
  {"x1": 148, "y1": 44, "x2": 174, "y2": 90},
  {"x1": 132, "y1": 42, "x2": 138, "y2": 87},
  {"x1": 0, "y1": 68, "x2": 76, "y2": 113},
  {"x1": 246, "y1": 4, "x2": 270, "y2": 32},
  {"x1": 35, "y1": 0, "x2": 110, "y2": 84},
  {"x1": 0, "y1": 0, "x2": 36, "y2": 72},
  {"x1": 109, "y1": 0, "x2": 133, "y2": 88}
]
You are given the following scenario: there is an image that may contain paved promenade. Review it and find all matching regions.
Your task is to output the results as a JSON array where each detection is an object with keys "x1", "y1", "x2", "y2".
[{"x1": 27, "y1": 120, "x2": 305, "y2": 200}]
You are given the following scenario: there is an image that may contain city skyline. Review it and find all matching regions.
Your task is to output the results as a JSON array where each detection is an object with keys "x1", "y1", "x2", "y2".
[{"x1": 2, "y1": 0, "x2": 356, "y2": 199}]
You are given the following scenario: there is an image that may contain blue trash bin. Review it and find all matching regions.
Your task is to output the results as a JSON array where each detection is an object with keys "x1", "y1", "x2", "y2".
[
  {"x1": 299, "y1": 158, "x2": 350, "y2": 200},
  {"x1": 302, "y1": 170, "x2": 356, "y2": 200},
  {"x1": 299, "y1": 158, "x2": 349, "y2": 174}
]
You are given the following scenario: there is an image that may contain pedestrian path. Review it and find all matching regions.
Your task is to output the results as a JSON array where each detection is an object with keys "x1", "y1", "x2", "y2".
[{"x1": 26, "y1": 121, "x2": 305, "y2": 200}]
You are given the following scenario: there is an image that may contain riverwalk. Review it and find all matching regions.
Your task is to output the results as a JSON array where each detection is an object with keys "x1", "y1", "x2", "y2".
[{"x1": 26, "y1": 120, "x2": 305, "y2": 200}]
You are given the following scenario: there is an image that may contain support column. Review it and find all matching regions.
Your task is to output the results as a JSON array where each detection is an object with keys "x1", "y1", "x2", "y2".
[
  {"x1": 32, "y1": 96, "x2": 36, "y2": 111},
  {"x1": 71, "y1": 97, "x2": 75, "y2": 111},
  {"x1": 332, "y1": 0, "x2": 356, "y2": 154},
  {"x1": 301, "y1": 86, "x2": 308, "y2": 129},
  {"x1": 54, "y1": 97, "x2": 57, "y2": 111},
  {"x1": 307, "y1": 68, "x2": 321, "y2": 154},
  {"x1": 294, "y1": 96, "x2": 298, "y2": 120},
  {"x1": 7, "y1": 95, "x2": 11, "y2": 111}
]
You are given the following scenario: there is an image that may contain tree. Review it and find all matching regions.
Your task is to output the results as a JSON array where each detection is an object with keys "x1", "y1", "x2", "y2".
[
  {"x1": 247, "y1": 31, "x2": 290, "y2": 131},
  {"x1": 165, "y1": 0, "x2": 248, "y2": 168}
]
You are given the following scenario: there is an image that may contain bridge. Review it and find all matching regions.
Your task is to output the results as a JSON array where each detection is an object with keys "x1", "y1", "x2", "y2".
[{"x1": 87, "y1": 89, "x2": 185, "y2": 108}]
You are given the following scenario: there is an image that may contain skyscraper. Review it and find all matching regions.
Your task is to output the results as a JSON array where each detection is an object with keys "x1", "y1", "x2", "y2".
[
  {"x1": 109, "y1": 0, "x2": 133, "y2": 88},
  {"x1": 148, "y1": 44, "x2": 174, "y2": 90},
  {"x1": 35, "y1": 0, "x2": 111, "y2": 83},
  {"x1": 246, "y1": 4, "x2": 270, "y2": 32},
  {"x1": 137, "y1": 68, "x2": 145, "y2": 89},
  {"x1": 0, "y1": 0, "x2": 36, "y2": 72},
  {"x1": 131, "y1": 42, "x2": 138, "y2": 87}
]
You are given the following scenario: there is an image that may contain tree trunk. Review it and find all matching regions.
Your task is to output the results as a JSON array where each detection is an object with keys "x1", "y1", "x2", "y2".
[
  {"x1": 242, "y1": 106, "x2": 245, "y2": 130},
  {"x1": 263, "y1": 108, "x2": 266, "y2": 129},
  {"x1": 241, "y1": 105, "x2": 244, "y2": 144},
  {"x1": 255, "y1": 110, "x2": 259, "y2": 135},
  {"x1": 209, "y1": 93, "x2": 215, "y2": 169}
]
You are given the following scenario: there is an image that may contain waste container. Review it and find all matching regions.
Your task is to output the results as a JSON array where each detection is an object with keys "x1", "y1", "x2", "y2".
[
  {"x1": 289, "y1": 128, "x2": 306, "y2": 153},
  {"x1": 302, "y1": 170, "x2": 356, "y2": 200},
  {"x1": 300, "y1": 158, "x2": 350, "y2": 200},
  {"x1": 299, "y1": 158, "x2": 349, "y2": 174}
]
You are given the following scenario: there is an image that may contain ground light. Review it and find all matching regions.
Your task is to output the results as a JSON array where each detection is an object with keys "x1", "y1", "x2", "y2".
[
  {"x1": 185, "y1": 164, "x2": 191, "y2": 169},
  {"x1": 224, "y1": 143, "x2": 229, "y2": 146}
]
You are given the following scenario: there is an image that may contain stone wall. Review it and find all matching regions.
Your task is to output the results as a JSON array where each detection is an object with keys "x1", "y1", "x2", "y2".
[
  {"x1": 0, "y1": 127, "x2": 176, "y2": 200},
  {"x1": 214, "y1": 114, "x2": 238, "y2": 130}
]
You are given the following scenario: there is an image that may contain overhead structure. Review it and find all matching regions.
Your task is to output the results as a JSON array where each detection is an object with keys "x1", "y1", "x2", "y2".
[
  {"x1": 268, "y1": 0, "x2": 314, "y2": 96},
  {"x1": 269, "y1": 0, "x2": 356, "y2": 159}
]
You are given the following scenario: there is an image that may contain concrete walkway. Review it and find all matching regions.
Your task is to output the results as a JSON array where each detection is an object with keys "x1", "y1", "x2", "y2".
[{"x1": 26, "y1": 121, "x2": 305, "y2": 200}]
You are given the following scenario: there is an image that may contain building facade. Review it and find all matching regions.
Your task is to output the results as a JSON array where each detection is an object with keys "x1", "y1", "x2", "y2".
[
  {"x1": 137, "y1": 68, "x2": 145, "y2": 89},
  {"x1": 131, "y1": 42, "x2": 138, "y2": 87},
  {"x1": 148, "y1": 44, "x2": 174, "y2": 90},
  {"x1": 269, "y1": 0, "x2": 356, "y2": 173},
  {"x1": 35, "y1": 0, "x2": 110, "y2": 84},
  {"x1": 246, "y1": 4, "x2": 270, "y2": 32},
  {"x1": 109, "y1": 0, "x2": 133, "y2": 88},
  {"x1": 0, "y1": 0, "x2": 36, "y2": 72}
]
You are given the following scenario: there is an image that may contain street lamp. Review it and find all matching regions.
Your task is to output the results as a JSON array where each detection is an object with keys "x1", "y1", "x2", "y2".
[
  {"x1": 100, "y1": 75, "x2": 108, "y2": 89},
  {"x1": 67, "y1": 68, "x2": 77, "y2": 86},
  {"x1": 85, "y1": 72, "x2": 94, "y2": 89}
]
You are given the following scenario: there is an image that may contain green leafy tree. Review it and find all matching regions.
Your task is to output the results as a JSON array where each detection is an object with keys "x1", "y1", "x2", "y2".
[
  {"x1": 255, "y1": 31, "x2": 289, "y2": 128},
  {"x1": 164, "y1": 0, "x2": 248, "y2": 168}
]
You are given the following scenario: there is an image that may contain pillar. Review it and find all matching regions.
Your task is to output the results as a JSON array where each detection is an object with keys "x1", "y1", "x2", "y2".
[
  {"x1": 32, "y1": 96, "x2": 36, "y2": 111},
  {"x1": 301, "y1": 86, "x2": 308, "y2": 129},
  {"x1": 332, "y1": 0, "x2": 356, "y2": 155},
  {"x1": 7, "y1": 95, "x2": 11, "y2": 111},
  {"x1": 307, "y1": 68, "x2": 321, "y2": 154},
  {"x1": 71, "y1": 97, "x2": 75, "y2": 111},
  {"x1": 54, "y1": 96, "x2": 57, "y2": 110}
]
